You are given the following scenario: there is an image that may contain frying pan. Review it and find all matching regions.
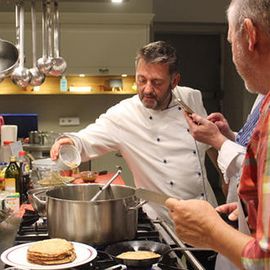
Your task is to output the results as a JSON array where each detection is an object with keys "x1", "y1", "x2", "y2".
[{"x1": 105, "y1": 240, "x2": 171, "y2": 268}]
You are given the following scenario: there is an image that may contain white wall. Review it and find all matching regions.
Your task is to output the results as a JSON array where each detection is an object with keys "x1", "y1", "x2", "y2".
[
  {"x1": 153, "y1": 0, "x2": 230, "y2": 23},
  {"x1": 0, "y1": 94, "x2": 133, "y2": 133}
]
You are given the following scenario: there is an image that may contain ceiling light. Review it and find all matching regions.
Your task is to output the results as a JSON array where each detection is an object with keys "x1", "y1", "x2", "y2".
[
  {"x1": 111, "y1": 0, "x2": 123, "y2": 3},
  {"x1": 121, "y1": 74, "x2": 127, "y2": 77},
  {"x1": 79, "y1": 74, "x2": 86, "y2": 77}
]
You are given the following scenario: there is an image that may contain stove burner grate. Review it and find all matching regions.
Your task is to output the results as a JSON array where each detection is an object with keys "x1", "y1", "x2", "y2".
[{"x1": 13, "y1": 208, "x2": 203, "y2": 270}]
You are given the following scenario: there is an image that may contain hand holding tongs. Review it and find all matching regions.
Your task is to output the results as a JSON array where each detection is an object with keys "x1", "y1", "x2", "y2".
[
  {"x1": 90, "y1": 166, "x2": 122, "y2": 202},
  {"x1": 172, "y1": 90, "x2": 194, "y2": 115}
]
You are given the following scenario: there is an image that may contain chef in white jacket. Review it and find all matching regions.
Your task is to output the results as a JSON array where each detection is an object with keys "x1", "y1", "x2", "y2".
[{"x1": 50, "y1": 41, "x2": 218, "y2": 226}]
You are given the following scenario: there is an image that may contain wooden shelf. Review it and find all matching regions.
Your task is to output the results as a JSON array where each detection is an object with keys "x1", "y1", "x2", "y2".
[
  {"x1": 0, "y1": 75, "x2": 137, "y2": 95},
  {"x1": 0, "y1": 90, "x2": 137, "y2": 95}
]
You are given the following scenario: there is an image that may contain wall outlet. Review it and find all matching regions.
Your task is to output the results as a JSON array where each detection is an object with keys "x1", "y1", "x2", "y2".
[{"x1": 59, "y1": 117, "x2": 80, "y2": 126}]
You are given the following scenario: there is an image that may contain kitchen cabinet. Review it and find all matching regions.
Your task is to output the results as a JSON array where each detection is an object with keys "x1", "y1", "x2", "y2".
[
  {"x1": 63, "y1": 27, "x2": 150, "y2": 75},
  {"x1": 61, "y1": 13, "x2": 153, "y2": 75}
]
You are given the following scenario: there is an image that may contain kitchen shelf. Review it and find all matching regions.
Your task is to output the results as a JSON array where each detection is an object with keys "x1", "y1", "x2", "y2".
[
  {"x1": 0, "y1": 75, "x2": 137, "y2": 95},
  {"x1": 0, "y1": 90, "x2": 137, "y2": 95}
]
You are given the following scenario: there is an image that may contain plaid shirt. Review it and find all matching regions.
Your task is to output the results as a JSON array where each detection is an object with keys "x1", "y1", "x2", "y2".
[{"x1": 239, "y1": 91, "x2": 270, "y2": 269}]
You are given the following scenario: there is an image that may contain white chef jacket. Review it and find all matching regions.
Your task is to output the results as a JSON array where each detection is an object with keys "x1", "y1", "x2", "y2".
[
  {"x1": 217, "y1": 94, "x2": 264, "y2": 203},
  {"x1": 66, "y1": 86, "x2": 217, "y2": 224}
]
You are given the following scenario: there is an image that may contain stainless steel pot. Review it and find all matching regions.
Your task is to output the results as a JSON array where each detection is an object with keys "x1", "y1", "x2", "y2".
[
  {"x1": 29, "y1": 130, "x2": 41, "y2": 144},
  {"x1": 46, "y1": 184, "x2": 143, "y2": 245}
]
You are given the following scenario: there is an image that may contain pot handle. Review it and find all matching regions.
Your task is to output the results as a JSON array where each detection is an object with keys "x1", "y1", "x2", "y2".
[
  {"x1": 32, "y1": 190, "x2": 47, "y2": 205},
  {"x1": 128, "y1": 200, "x2": 147, "y2": 210}
]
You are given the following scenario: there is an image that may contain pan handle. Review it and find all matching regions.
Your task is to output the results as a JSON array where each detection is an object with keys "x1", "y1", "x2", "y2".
[
  {"x1": 162, "y1": 247, "x2": 213, "y2": 258},
  {"x1": 32, "y1": 190, "x2": 47, "y2": 205}
]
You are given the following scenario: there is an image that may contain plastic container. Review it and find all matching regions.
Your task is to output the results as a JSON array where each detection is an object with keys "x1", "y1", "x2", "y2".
[
  {"x1": 1, "y1": 125, "x2": 17, "y2": 146},
  {"x1": 31, "y1": 158, "x2": 57, "y2": 188},
  {"x1": 60, "y1": 75, "x2": 68, "y2": 92},
  {"x1": 56, "y1": 144, "x2": 81, "y2": 170},
  {"x1": 0, "y1": 140, "x2": 13, "y2": 163}
]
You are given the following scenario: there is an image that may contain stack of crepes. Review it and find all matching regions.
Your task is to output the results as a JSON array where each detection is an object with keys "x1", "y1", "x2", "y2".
[{"x1": 27, "y1": 238, "x2": 76, "y2": 265}]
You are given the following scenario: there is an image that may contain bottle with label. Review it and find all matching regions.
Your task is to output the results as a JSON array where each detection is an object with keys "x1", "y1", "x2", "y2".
[
  {"x1": 5, "y1": 156, "x2": 20, "y2": 201},
  {"x1": 18, "y1": 151, "x2": 31, "y2": 203},
  {"x1": 60, "y1": 75, "x2": 68, "y2": 92},
  {"x1": 0, "y1": 162, "x2": 7, "y2": 191}
]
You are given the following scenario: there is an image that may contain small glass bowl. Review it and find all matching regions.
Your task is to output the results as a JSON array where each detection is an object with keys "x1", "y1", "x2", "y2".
[{"x1": 80, "y1": 171, "x2": 98, "y2": 183}]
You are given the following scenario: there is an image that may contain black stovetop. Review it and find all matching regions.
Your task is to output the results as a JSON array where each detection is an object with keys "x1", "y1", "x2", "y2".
[{"x1": 11, "y1": 209, "x2": 212, "y2": 270}]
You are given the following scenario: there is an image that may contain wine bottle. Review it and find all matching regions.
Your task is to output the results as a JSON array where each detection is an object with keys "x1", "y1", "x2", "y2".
[{"x1": 5, "y1": 155, "x2": 20, "y2": 202}]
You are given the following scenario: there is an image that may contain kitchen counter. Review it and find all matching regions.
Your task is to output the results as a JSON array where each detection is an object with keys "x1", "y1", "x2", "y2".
[{"x1": 73, "y1": 172, "x2": 125, "y2": 185}]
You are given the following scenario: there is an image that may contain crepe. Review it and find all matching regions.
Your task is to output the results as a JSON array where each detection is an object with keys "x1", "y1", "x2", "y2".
[
  {"x1": 116, "y1": 250, "x2": 161, "y2": 260},
  {"x1": 27, "y1": 238, "x2": 76, "y2": 265}
]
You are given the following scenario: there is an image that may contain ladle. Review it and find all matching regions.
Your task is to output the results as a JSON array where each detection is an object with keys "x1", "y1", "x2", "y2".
[
  {"x1": 90, "y1": 166, "x2": 122, "y2": 202},
  {"x1": 37, "y1": 0, "x2": 53, "y2": 74},
  {"x1": 49, "y1": 0, "x2": 67, "y2": 76},
  {"x1": 11, "y1": 0, "x2": 32, "y2": 88},
  {"x1": 29, "y1": 0, "x2": 45, "y2": 86}
]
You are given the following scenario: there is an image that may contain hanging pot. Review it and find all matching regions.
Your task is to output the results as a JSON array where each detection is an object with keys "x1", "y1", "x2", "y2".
[{"x1": 0, "y1": 39, "x2": 19, "y2": 82}]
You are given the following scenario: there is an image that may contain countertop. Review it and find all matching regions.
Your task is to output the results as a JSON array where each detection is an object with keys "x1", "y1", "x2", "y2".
[{"x1": 72, "y1": 172, "x2": 125, "y2": 185}]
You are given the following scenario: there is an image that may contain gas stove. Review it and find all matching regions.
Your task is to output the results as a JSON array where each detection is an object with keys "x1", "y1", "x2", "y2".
[{"x1": 11, "y1": 209, "x2": 216, "y2": 270}]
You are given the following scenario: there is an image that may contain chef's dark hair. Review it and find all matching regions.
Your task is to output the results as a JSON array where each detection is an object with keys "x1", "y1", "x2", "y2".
[{"x1": 135, "y1": 41, "x2": 180, "y2": 75}]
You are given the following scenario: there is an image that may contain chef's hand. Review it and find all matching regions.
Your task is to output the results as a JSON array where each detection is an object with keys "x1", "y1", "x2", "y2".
[
  {"x1": 50, "y1": 137, "x2": 74, "y2": 160},
  {"x1": 207, "y1": 112, "x2": 235, "y2": 141},
  {"x1": 184, "y1": 112, "x2": 227, "y2": 150},
  {"x1": 216, "y1": 202, "x2": 239, "y2": 221},
  {"x1": 165, "y1": 198, "x2": 225, "y2": 249}
]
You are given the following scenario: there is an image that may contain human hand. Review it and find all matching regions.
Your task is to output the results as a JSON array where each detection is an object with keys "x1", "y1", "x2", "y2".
[
  {"x1": 207, "y1": 113, "x2": 235, "y2": 141},
  {"x1": 184, "y1": 112, "x2": 226, "y2": 150},
  {"x1": 50, "y1": 137, "x2": 74, "y2": 161},
  {"x1": 216, "y1": 202, "x2": 238, "y2": 221},
  {"x1": 165, "y1": 198, "x2": 225, "y2": 248}
]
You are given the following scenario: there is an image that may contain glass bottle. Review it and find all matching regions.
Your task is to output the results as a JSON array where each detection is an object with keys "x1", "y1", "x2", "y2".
[
  {"x1": 0, "y1": 162, "x2": 7, "y2": 191},
  {"x1": 5, "y1": 156, "x2": 20, "y2": 201},
  {"x1": 18, "y1": 151, "x2": 30, "y2": 203},
  {"x1": 60, "y1": 75, "x2": 68, "y2": 92}
]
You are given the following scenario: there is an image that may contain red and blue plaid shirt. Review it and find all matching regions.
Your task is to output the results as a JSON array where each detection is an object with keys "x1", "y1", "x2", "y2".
[{"x1": 239, "y1": 91, "x2": 270, "y2": 269}]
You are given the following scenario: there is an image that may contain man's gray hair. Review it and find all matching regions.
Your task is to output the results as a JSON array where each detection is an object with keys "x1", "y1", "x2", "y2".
[
  {"x1": 135, "y1": 41, "x2": 179, "y2": 75},
  {"x1": 227, "y1": 0, "x2": 270, "y2": 34}
]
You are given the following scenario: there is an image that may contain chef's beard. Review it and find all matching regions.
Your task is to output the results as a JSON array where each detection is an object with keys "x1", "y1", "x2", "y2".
[{"x1": 140, "y1": 84, "x2": 173, "y2": 110}]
